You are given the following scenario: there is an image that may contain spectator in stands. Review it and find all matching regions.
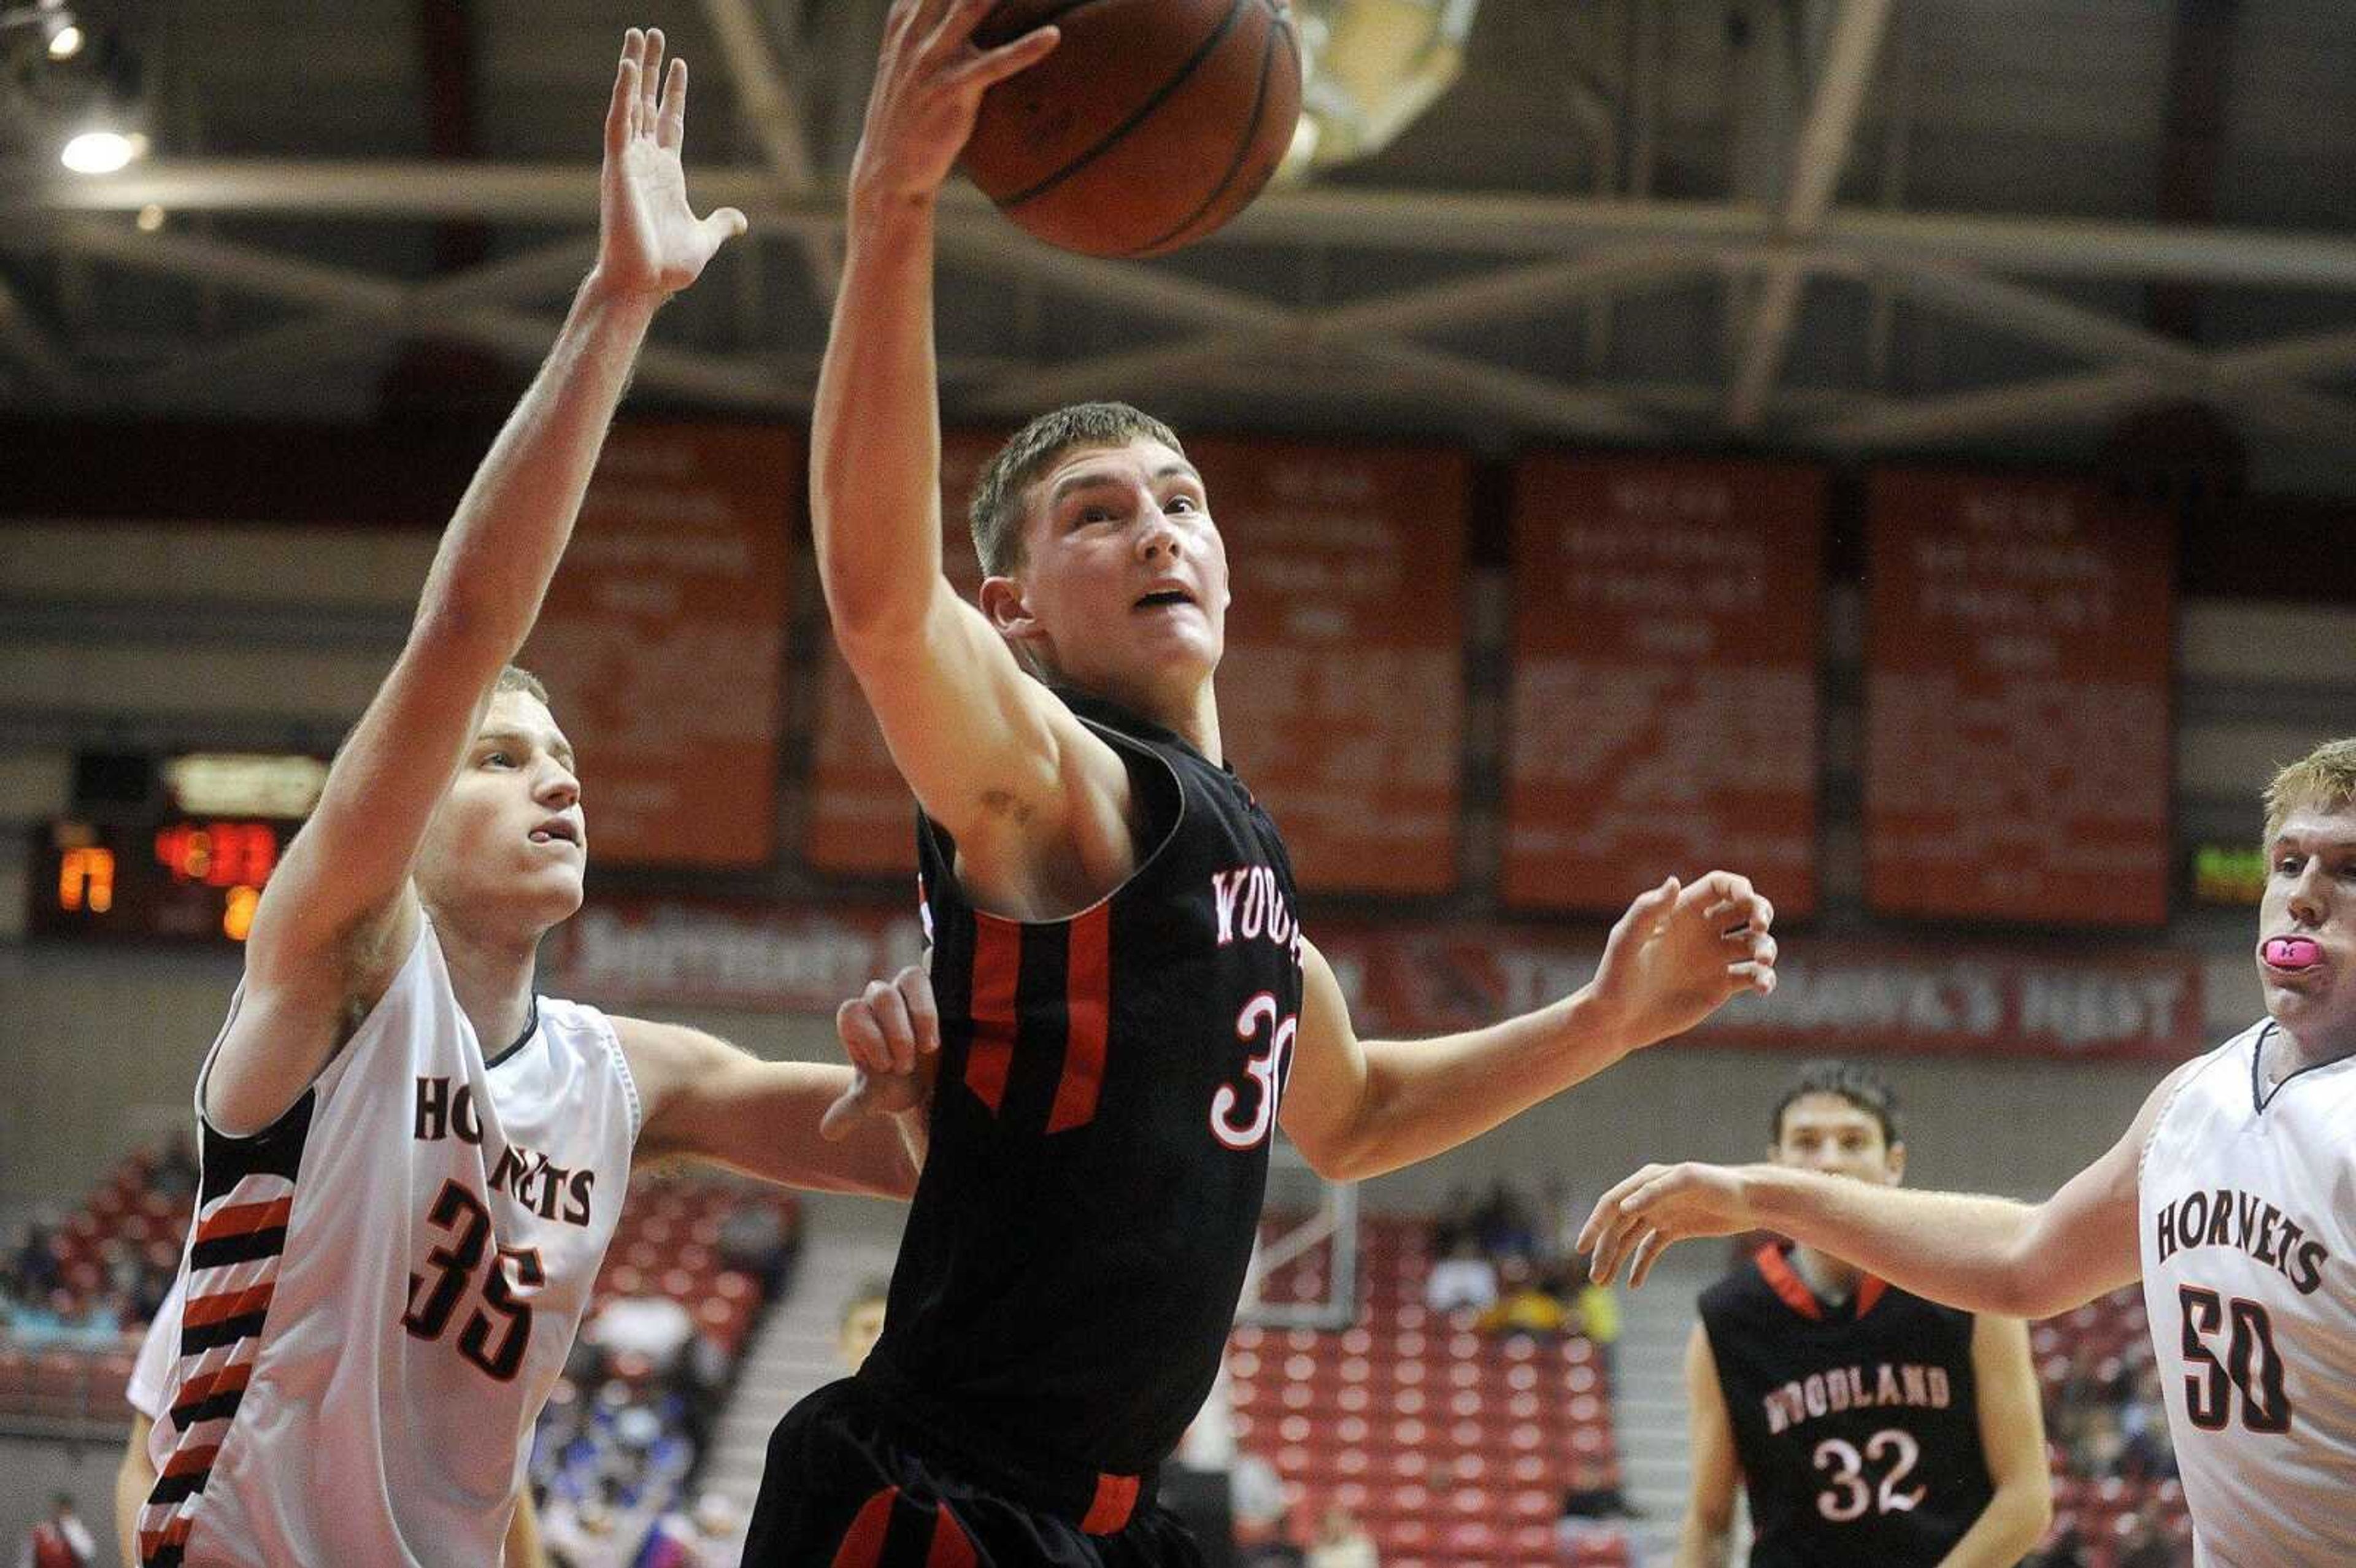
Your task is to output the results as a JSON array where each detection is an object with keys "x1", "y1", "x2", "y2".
[
  {"x1": 1557, "y1": 1462, "x2": 1643, "y2": 1567},
  {"x1": 15, "y1": 1493, "x2": 95, "y2": 1568},
  {"x1": 1303, "y1": 1505, "x2": 1377, "y2": 1568},
  {"x1": 838, "y1": 1275, "x2": 892, "y2": 1372},
  {"x1": 1472, "y1": 1178, "x2": 1539, "y2": 1259},
  {"x1": 2114, "y1": 1514, "x2": 2179, "y2": 1568},
  {"x1": 9, "y1": 1220, "x2": 60, "y2": 1302},
  {"x1": 1228, "y1": 1450, "x2": 1292, "y2": 1559},
  {"x1": 2117, "y1": 1365, "x2": 2178, "y2": 1482},
  {"x1": 717, "y1": 1196, "x2": 797, "y2": 1298},
  {"x1": 1476, "y1": 1255, "x2": 1567, "y2": 1337},
  {"x1": 1429, "y1": 1185, "x2": 1479, "y2": 1255},
  {"x1": 150, "y1": 1131, "x2": 200, "y2": 1201},
  {"x1": 1571, "y1": 1275, "x2": 1621, "y2": 1375},
  {"x1": 586, "y1": 1293, "x2": 696, "y2": 1377},
  {"x1": 1423, "y1": 1235, "x2": 1499, "y2": 1315},
  {"x1": 2022, "y1": 1517, "x2": 2090, "y2": 1568}
]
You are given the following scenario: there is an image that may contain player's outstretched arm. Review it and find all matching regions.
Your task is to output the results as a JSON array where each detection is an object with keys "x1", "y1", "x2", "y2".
[
  {"x1": 1934, "y1": 1315, "x2": 2053, "y2": 1568},
  {"x1": 210, "y1": 29, "x2": 744, "y2": 1136},
  {"x1": 1581, "y1": 1059, "x2": 2195, "y2": 1315},
  {"x1": 813, "y1": 6, "x2": 1130, "y2": 874},
  {"x1": 1280, "y1": 873, "x2": 1776, "y2": 1181},
  {"x1": 1672, "y1": 1324, "x2": 1739, "y2": 1568},
  {"x1": 620, "y1": 967, "x2": 936, "y2": 1197}
]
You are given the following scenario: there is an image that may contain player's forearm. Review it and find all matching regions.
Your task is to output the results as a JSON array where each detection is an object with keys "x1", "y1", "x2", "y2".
[
  {"x1": 1934, "y1": 1482, "x2": 2054, "y2": 1568},
  {"x1": 1746, "y1": 1168, "x2": 2044, "y2": 1316},
  {"x1": 1339, "y1": 986, "x2": 1634, "y2": 1179},
  {"x1": 812, "y1": 190, "x2": 949, "y2": 644},
  {"x1": 414, "y1": 277, "x2": 658, "y2": 658}
]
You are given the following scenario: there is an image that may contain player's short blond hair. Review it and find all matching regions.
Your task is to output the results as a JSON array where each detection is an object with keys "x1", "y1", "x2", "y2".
[
  {"x1": 495, "y1": 664, "x2": 551, "y2": 706},
  {"x1": 2262, "y1": 737, "x2": 2356, "y2": 844}
]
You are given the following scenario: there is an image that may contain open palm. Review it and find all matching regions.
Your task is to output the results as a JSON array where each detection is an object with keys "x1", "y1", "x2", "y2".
[{"x1": 598, "y1": 29, "x2": 745, "y2": 299}]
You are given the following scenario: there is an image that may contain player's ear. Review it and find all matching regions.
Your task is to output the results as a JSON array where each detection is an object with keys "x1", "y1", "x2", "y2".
[
  {"x1": 1883, "y1": 1140, "x2": 1906, "y2": 1184},
  {"x1": 979, "y1": 574, "x2": 1042, "y2": 642}
]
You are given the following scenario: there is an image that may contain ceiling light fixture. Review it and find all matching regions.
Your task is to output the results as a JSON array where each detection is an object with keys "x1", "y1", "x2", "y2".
[{"x1": 61, "y1": 128, "x2": 145, "y2": 175}]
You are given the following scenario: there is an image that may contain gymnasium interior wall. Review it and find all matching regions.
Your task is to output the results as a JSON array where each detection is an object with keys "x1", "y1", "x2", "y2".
[{"x1": 2, "y1": 439, "x2": 2350, "y2": 1215}]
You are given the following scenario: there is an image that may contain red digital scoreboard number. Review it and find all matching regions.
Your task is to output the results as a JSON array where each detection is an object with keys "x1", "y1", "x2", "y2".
[{"x1": 35, "y1": 818, "x2": 291, "y2": 943}]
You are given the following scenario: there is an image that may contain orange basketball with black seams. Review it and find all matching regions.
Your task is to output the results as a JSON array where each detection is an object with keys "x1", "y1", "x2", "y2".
[{"x1": 962, "y1": 0, "x2": 1303, "y2": 258}]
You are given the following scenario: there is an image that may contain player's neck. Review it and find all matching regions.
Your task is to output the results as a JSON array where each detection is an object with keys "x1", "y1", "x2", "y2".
[
  {"x1": 1789, "y1": 1243, "x2": 1863, "y2": 1307},
  {"x1": 2269, "y1": 1016, "x2": 2356, "y2": 1083},
  {"x1": 426, "y1": 904, "x2": 543, "y2": 1053}
]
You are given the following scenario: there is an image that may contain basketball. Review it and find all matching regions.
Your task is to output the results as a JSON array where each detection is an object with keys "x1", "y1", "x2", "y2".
[{"x1": 963, "y1": 0, "x2": 1303, "y2": 258}]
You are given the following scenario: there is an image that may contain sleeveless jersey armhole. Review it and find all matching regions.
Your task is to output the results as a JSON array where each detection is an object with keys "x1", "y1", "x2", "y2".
[
  {"x1": 2135, "y1": 1035, "x2": 2244, "y2": 1187},
  {"x1": 192, "y1": 919, "x2": 438, "y2": 1148},
  {"x1": 917, "y1": 720, "x2": 1188, "y2": 928},
  {"x1": 591, "y1": 1007, "x2": 645, "y2": 1145}
]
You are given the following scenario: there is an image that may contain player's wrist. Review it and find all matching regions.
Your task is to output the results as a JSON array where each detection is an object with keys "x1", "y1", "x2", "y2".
[{"x1": 573, "y1": 269, "x2": 669, "y2": 323}]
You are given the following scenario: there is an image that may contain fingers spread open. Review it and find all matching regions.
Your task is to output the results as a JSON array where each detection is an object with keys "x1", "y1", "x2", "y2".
[{"x1": 658, "y1": 58, "x2": 688, "y2": 150}]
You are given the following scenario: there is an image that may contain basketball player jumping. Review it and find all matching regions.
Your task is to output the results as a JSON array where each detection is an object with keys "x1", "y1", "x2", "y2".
[
  {"x1": 1588, "y1": 738, "x2": 2356, "y2": 1566},
  {"x1": 743, "y1": 4, "x2": 1780, "y2": 1564},
  {"x1": 1678, "y1": 1061, "x2": 2049, "y2": 1568},
  {"x1": 121, "y1": 31, "x2": 936, "y2": 1567}
]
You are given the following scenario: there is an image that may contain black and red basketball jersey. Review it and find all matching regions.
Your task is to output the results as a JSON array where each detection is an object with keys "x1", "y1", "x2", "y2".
[
  {"x1": 861, "y1": 690, "x2": 1306, "y2": 1480},
  {"x1": 1699, "y1": 1244, "x2": 1996, "y2": 1567}
]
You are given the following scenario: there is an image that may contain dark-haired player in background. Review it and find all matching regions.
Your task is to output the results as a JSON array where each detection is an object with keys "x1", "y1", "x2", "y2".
[
  {"x1": 1677, "y1": 1061, "x2": 2049, "y2": 1568},
  {"x1": 748, "y1": 3, "x2": 1782, "y2": 1564}
]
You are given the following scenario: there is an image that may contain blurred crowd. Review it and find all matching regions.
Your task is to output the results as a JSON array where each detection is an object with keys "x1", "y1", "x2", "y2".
[{"x1": 1425, "y1": 1180, "x2": 1621, "y2": 1358}]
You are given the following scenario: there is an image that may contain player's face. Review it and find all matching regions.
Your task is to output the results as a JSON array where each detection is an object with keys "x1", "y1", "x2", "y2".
[
  {"x1": 2257, "y1": 802, "x2": 2356, "y2": 1048},
  {"x1": 1771, "y1": 1094, "x2": 1903, "y2": 1186},
  {"x1": 415, "y1": 690, "x2": 587, "y2": 932},
  {"x1": 996, "y1": 439, "x2": 1230, "y2": 709}
]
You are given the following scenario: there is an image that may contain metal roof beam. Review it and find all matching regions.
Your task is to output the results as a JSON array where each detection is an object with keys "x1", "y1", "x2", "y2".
[
  {"x1": 22, "y1": 163, "x2": 2356, "y2": 290},
  {"x1": 1725, "y1": 0, "x2": 1894, "y2": 431},
  {"x1": 696, "y1": 0, "x2": 842, "y2": 305}
]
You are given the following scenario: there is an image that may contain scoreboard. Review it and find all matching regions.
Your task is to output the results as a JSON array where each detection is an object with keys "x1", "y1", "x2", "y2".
[{"x1": 34, "y1": 816, "x2": 293, "y2": 943}]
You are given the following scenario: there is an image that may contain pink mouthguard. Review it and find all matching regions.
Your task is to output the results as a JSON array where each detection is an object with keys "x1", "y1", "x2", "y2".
[{"x1": 2265, "y1": 937, "x2": 2321, "y2": 969}]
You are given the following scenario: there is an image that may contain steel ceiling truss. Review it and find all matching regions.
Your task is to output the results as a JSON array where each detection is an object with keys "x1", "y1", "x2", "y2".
[{"x1": 4, "y1": 0, "x2": 2355, "y2": 455}]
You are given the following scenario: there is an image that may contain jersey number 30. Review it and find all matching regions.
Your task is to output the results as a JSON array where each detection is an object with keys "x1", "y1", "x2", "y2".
[
  {"x1": 1815, "y1": 1428, "x2": 1925, "y2": 1523},
  {"x1": 403, "y1": 1178, "x2": 543, "y2": 1382},
  {"x1": 2181, "y1": 1284, "x2": 2292, "y2": 1434}
]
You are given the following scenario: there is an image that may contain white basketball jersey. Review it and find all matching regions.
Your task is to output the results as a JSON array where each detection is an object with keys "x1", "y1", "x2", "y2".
[
  {"x1": 2138, "y1": 1020, "x2": 2356, "y2": 1567},
  {"x1": 137, "y1": 921, "x2": 639, "y2": 1567}
]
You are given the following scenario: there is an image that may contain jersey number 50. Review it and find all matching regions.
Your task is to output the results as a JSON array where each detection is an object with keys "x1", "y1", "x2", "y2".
[
  {"x1": 2181, "y1": 1284, "x2": 2292, "y2": 1434},
  {"x1": 403, "y1": 1178, "x2": 544, "y2": 1382}
]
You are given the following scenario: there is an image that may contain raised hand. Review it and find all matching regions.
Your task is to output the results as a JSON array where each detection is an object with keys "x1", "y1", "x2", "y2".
[
  {"x1": 850, "y1": 0, "x2": 1061, "y2": 206},
  {"x1": 594, "y1": 28, "x2": 747, "y2": 301},
  {"x1": 820, "y1": 964, "x2": 941, "y2": 1141},
  {"x1": 1586, "y1": 870, "x2": 1777, "y2": 1051},
  {"x1": 1578, "y1": 1161, "x2": 1761, "y2": 1289}
]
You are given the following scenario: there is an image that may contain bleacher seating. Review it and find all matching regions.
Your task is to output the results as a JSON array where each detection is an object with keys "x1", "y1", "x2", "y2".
[
  {"x1": 1230, "y1": 1215, "x2": 1628, "y2": 1568},
  {"x1": 2027, "y1": 1285, "x2": 2193, "y2": 1568}
]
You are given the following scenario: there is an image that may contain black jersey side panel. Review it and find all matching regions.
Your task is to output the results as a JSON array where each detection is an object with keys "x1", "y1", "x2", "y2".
[
  {"x1": 864, "y1": 692, "x2": 1306, "y2": 1480},
  {"x1": 1699, "y1": 1248, "x2": 1996, "y2": 1568}
]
